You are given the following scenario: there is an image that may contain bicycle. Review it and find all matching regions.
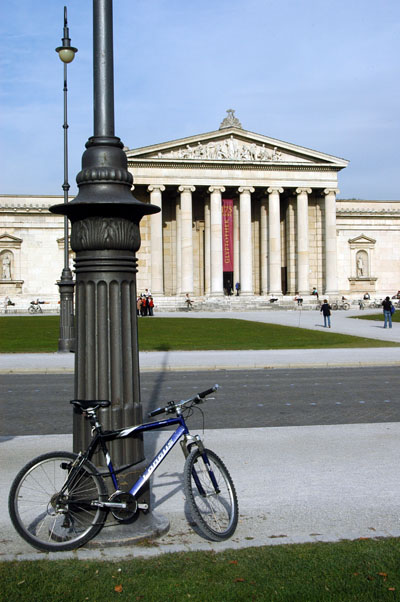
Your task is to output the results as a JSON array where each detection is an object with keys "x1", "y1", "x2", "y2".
[
  {"x1": 8, "y1": 385, "x2": 238, "y2": 552},
  {"x1": 330, "y1": 301, "x2": 350, "y2": 311},
  {"x1": 28, "y1": 302, "x2": 42, "y2": 314}
]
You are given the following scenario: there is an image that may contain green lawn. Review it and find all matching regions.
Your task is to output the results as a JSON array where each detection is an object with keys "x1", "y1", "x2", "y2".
[
  {"x1": 1, "y1": 538, "x2": 400, "y2": 601},
  {"x1": 0, "y1": 315, "x2": 398, "y2": 353},
  {"x1": 138, "y1": 318, "x2": 398, "y2": 351},
  {"x1": 354, "y1": 311, "x2": 400, "y2": 323}
]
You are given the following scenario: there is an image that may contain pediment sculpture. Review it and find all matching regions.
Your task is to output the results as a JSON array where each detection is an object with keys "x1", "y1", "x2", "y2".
[{"x1": 155, "y1": 137, "x2": 285, "y2": 162}]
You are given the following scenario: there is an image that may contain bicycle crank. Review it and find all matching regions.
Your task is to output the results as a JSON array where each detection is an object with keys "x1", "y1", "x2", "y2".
[{"x1": 107, "y1": 491, "x2": 140, "y2": 523}]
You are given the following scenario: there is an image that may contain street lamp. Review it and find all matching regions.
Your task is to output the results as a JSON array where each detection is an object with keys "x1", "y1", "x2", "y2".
[
  {"x1": 56, "y1": 6, "x2": 78, "y2": 352},
  {"x1": 50, "y1": 0, "x2": 159, "y2": 482}
]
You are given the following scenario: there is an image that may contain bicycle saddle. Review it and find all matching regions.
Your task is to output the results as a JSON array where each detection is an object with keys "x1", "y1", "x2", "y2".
[{"x1": 70, "y1": 400, "x2": 111, "y2": 411}]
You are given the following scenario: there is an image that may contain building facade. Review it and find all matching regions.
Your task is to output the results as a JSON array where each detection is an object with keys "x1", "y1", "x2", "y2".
[{"x1": 1, "y1": 113, "x2": 400, "y2": 305}]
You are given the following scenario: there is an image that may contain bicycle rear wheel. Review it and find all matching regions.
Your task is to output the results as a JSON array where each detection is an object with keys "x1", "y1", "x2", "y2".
[
  {"x1": 9, "y1": 451, "x2": 107, "y2": 552},
  {"x1": 184, "y1": 448, "x2": 238, "y2": 541}
]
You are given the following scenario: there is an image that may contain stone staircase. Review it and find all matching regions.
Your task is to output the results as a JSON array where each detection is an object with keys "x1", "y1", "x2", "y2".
[{"x1": 151, "y1": 295, "x2": 322, "y2": 313}]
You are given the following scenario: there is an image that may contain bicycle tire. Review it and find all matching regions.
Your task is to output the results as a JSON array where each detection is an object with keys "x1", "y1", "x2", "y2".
[
  {"x1": 331, "y1": 303, "x2": 338, "y2": 310},
  {"x1": 183, "y1": 448, "x2": 238, "y2": 541},
  {"x1": 9, "y1": 451, "x2": 108, "y2": 552},
  {"x1": 28, "y1": 306, "x2": 35, "y2": 313},
  {"x1": 342, "y1": 303, "x2": 350, "y2": 310}
]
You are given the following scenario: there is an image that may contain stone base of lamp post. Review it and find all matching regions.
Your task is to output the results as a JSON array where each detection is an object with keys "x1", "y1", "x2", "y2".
[{"x1": 85, "y1": 511, "x2": 170, "y2": 548}]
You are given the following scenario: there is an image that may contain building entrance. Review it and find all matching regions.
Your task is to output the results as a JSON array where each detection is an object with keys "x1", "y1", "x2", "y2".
[{"x1": 223, "y1": 272, "x2": 233, "y2": 295}]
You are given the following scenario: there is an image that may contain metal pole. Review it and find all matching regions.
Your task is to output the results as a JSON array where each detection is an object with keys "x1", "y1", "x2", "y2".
[
  {"x1": 56, "y1": 6, "x2": 76, "y2": 352},
  {"x1": 63, "y1": 60, "x2": 69, "y2": 270},
  {"x1": 93, "y1": 0, "x2": 115, "y2": 137}
]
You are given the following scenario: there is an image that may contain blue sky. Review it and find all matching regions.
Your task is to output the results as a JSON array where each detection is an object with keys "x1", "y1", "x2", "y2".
[{"x1": 1, "y1": 0, "x2": 400, "y2": 199}]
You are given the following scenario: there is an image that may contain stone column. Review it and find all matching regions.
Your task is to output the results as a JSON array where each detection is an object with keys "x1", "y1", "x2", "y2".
[
  {"x1": 148, "y1": 185, "x2": 165, "y2": 295},
  {"x1": 296, "y1": 187, "x2": 312, "y2": 295},
  {"x1": 238, "y1": 187, "x2": 255, "y2": 295},
  {"x1": 267, "y1": 187, "x2": 283, "y2": 295},
  {"x1": 178, "y1": 185, "x2": 195, "y2": 295},
  {"x1": 323, "y1": 188, "x2": 339, "y2": 295},
  {"x1": 260, "y1": 195, "x2": 268, "y2": 295},
  {"x1": 204, "y1": 199, "x2": 211, "y2": 294},
  {"x1": 208, "y1": 186, "x2": 225, "y2": 296},
  {"x1": 204, "y1": 198, "x2": 211, "y2": 295},
  {"x1": 175, "y1": 196, "x2": 181, "y2": 295},
  {"x1": 286, "y1": 199, "x2": 296, "y2": 295}
]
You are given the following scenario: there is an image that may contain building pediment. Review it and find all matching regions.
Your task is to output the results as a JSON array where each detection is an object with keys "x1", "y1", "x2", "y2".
[
  {"x1": 126, "y1": 127, "x2": 348, "y2": 169},
  {"x1": 348, "y1": 234, "x2": 376, "y2": 246},
  {"x1": 0, "y1": 234, "x2": 23, "y2": 249}
]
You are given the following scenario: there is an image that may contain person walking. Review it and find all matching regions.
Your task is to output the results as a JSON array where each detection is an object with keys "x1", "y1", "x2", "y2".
[
  {"x1": 382, "y1": 296, "x2": 393, "y2": 328},
  {"x1": 320, "y1": 299, "x2": 332, "y2": 328}
]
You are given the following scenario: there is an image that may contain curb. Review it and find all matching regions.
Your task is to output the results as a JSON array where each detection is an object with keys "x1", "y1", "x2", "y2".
[{"x1": 1, "y1": 360, "x2": 400, "y2": 375}]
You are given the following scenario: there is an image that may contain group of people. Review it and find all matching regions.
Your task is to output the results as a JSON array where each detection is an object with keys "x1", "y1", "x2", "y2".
[{"x1": 137, "y1": 289, "x2": 154, "y2": 317}]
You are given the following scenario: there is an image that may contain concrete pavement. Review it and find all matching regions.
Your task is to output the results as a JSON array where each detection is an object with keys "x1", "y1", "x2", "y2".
[
  {"x1": 2, "y1": 423, "x2": 400, "y2": 561},
  {"x1": 1, "y1": 309, "x2": 399, "y2": 561}
]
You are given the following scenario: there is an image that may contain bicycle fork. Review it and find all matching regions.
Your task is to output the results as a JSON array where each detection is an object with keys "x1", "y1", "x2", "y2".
[{"x1": 181, "y1": 435, "x2": 221, "y2": 496}]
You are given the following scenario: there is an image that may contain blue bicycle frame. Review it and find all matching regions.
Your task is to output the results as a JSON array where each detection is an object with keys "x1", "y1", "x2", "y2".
[{"x1": 87, "y1": 414, "x2": 192, "y2": 499}]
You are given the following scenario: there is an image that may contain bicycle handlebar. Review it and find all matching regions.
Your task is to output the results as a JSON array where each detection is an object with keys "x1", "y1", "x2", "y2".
[{"x1": 148, "y1": 384, "x2": 219, "y2": 418}]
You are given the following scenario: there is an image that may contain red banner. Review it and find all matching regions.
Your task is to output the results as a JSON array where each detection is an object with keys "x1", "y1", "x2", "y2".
[{"x1": 222, "y1": 199, "x2": 234, "y2": 272}]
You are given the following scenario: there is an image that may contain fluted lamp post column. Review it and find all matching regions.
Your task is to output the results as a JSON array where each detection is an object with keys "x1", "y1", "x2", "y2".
[
  {"x1": 55, "y1": 7, "x2": 77, "y2": 352},
  {"x1": 50, "y1": 0, "x2": 160, "y2": 510}
]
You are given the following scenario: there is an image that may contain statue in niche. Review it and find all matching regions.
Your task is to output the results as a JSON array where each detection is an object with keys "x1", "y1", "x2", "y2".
[
  {"x1": 356, "y1": 253, "x2": 368, "y2": 277},
  {"x1": 2, "y1": 253, "x2": 12, "y2": 280}
]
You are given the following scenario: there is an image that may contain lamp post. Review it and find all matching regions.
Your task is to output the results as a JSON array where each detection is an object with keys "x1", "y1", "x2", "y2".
[
  {"x1": 50, "y1": 0, "x2": 159, "y2": 504},
  {"x1": 55, "y1": 7, "x2": 77, "y2": 352}
]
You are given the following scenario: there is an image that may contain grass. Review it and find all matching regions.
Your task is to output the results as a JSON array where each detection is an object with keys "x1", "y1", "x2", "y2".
[
  {"x1": 1, "y1": 539, "x2": 400, "y2": 601},
  {"x1": 138, "y1": 318, "x2": 398, "y2": 351},
  {"x1": 0, "y1": 316, "x2": 398, "y2": 353},
  {"x1": 0, "y1": 316, "x2": 60, "y2": 353},
  {"x1": 354, "y1": 312, "x2": 400, "y2": 323}
]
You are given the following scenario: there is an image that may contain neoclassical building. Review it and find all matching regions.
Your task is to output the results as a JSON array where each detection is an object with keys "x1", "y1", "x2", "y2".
[{"x1": 1, "y1": 111, "x2": 400, "y2": 304}]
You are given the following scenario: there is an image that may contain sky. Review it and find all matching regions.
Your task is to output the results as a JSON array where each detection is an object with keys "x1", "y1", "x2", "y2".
[{"x1": 1, "y1": 0, "x2": 400, "y2": 200}]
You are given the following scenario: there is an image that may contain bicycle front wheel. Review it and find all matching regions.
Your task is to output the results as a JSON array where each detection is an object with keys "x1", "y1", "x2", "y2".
[
  {"x1": 184, "y1": 448, "x2": 238, "y2": 541},
  {"x1": 9, "y1": 451, "x2": 107, "y2": 552}
]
